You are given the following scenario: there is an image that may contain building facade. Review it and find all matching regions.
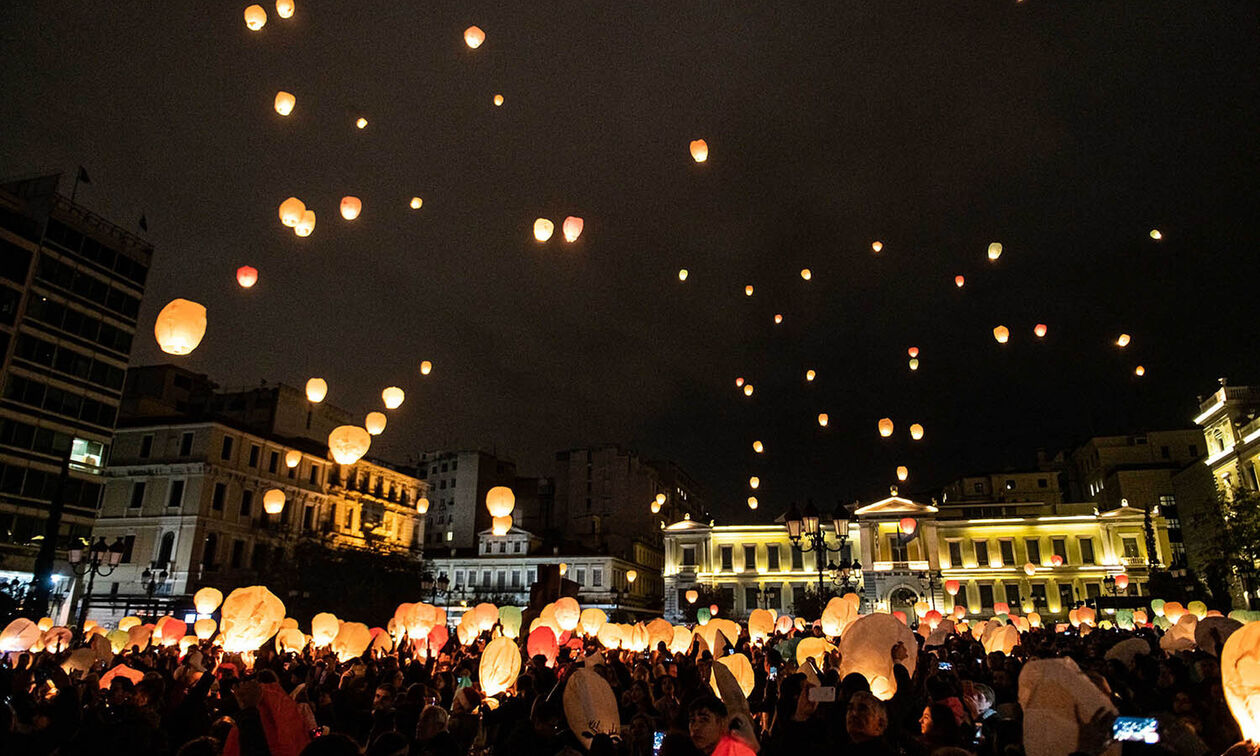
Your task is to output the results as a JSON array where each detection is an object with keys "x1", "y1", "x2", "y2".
[
  {"x1": 0, "y1": 174, "x2": 153, "y2": 616},
  {"x1": 416, "y1": 450, "x2": 518, "y2": 551}
]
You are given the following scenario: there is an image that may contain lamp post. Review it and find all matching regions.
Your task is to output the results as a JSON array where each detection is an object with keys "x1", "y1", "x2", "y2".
[
  {"x1": 917, "y1": 569, "x2": 942, "y2": 610},
  {"x1": 68, "y1": 537, "x2": 125, "y2": 632},
  {"x1": 421, "y1": 572, "x2": 451, "y2": 607},
  {"x1": 785, "y1": 501, "x2": 854, "y2": 601},
  {"x1": 140, "y1": 562, "x2": 170, "y2": 622},
  {"x1": 831, "y1": 558, "x2": 864, "y2": 594}
]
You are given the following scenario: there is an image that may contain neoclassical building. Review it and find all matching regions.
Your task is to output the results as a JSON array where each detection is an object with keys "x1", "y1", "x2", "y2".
[{"x1": 663, "y1": 486, "x2": 1172, "y2": 622}]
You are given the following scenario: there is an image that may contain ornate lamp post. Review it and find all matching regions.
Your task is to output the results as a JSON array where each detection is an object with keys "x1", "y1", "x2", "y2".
[
  {"x1": 421, "y1": 572, "x2": 451, "y2": 607},
  {"x1": 68, "y1": 537, "x2": 125, "y2": 631},
  {"x1": 140, "y1": 562, "x2": 170, "y2": 621},
  {"x1": 785, "y1": 501, "x2": 853, "y2": 599},
  {"x1": 918, "y1": 569, "x2": 943, "y2": 610},
  {"x1": 831, "y1": 558, "x2": 864, "y2": 593}
]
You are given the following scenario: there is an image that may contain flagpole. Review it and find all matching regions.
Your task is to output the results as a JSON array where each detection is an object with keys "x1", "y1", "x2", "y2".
[{"x1": 70, "y1": 174, "x2": 81, "y2": 204}]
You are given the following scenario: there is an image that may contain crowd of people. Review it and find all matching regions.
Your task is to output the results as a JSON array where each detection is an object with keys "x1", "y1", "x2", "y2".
[{"x1": 0, "y1": 610, "x2": 1254, "y2": 756}]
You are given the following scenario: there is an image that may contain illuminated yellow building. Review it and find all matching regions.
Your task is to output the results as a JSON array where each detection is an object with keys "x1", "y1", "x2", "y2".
[
  {"x1": 1194, "y1": 380, "x2": 1260, "y2": 492},
  {"x1": 663, "y1": 485, "x2": 1172, "y2": 622}
]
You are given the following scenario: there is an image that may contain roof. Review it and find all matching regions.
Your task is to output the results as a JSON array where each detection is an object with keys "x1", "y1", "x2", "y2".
[
  {"x1": 665, "y1": 513, "x2": 710, "y2": 531},
  {"x1": 853, "y1": 494, "x2": 939, "y2": 517}
]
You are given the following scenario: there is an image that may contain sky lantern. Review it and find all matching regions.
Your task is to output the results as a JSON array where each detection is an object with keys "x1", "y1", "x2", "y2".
[
  {"x1": 743, "y1": 384, "x2": 754, "y2": 396},
  {"x1": 908, "y1": 347, "x2": 919, "y2": 358},
  {"x1": 627, "y1": 570, "x2": 638, "y2": 585},
  {"x1": 993, "y1": 325, "x2": 1009, "y2": 344},
  {"x1": 744, "y1": 285, "x2": 754, "y2": 296},
  {"x1": 533, "y1": 218, "x2": 554, "y2": 242},
  {"x1": 417, "y1": 497, "x2": 430, "y2": 514},
  {"x1": 493, "y1": 94, "x2": 504, "y2": 106},
  {"x1": 686, "y1": 589, "x2": 699, "y2": 604},
  {"x1": 486, "y1": 486, "x2": 516, "y2": 517},
  {"x1": 818, "y1": 413, "x2": 829, "y2": 427},
  {"x1": 464, "y1": 25, "x2": 486, "y2": 49},
  {"x1": 154, "y1": 299, "x2": 207, "y2": 356},
  {"x1": 236, "y1": 266, "x2": 258, "y2": 288},
  {"x1": 275, "y1": 0, "x2": 294, "y2": 19},
  {"x1": 355, "y1": 117, "x2": 367, "y2": 129},
  {"x1": 1135, "y1": 365, "x2": 1146, "y2": 377},
  {"x1": 987, "y1": 242, "x2": 1003, "y2": 261},
  {"x1": 558, "y1": 563, "x2": 567, "y2": 576},
  {"x1": 562, "y1": 216, "x2": 584, "y2": 242},
  {"x1": 305, "y1": 378, "x2": 327, "y2": 403},
  {"x1": 909, "y1": 423, "x2": 924, "y2": 441},
  {"x1": 1114, "y1": 574, "x2": 1129, "y2": 591},
  {"x1": 908, "y1": 358, "x2": 919, "y2": 371},
  {"x1": 274, "y1": 91, "x2": 295, "y2": 116},
  {"x1": 801, "y1": 268, "x2": 812, "y2": 280},
  {"x1": 656, "y1": 493, "x2": 666, "y2": 506},
  {"x1": 1116, "y1": 333, "x2": 1131, "y2": 347},
  {"x1": 878, "y1": 418, "x2": 894, "y2": 437},
  {"x1": 263, "y1": 488, "x2": 285, "y2": 515},
  {"x1": 955, "y1": 275, "x2": 965, "y2": 288},
  {"x1": 220, "y1": 586, "x2": 285, "y2": 653},
  {"x1": 554, "y1": 598, "x2": 581, "y2": 632},
  {"x1": 410, "y1": 196, "x2": 423, "y2": 209},
  {"x1": 944, "y1": 579, "x2": 960, "y2": 596},
  {"x1": 420, "y1": 360, "x2": 433, "y2": 375},
  {"x1": 580, "y1": 608, "x2": 607, "y2": 637},
  {"x1": 774, "y1": 314, "x2": 783, "y2": 324},
  {"x1": 327, "y1": 425, "x2": 370, "y2": 465},
  {"x1": 310, "y1": 613, "x2": 338, "y2": 648},
  {"x1": 1024, "y1": 562, "x2": 1037, "y2": 576},
  {"x1": 753, "y1": 440, "x2": 763, "y2": 453},
  {"x1": 1150, "y1": 229, "x2": 1162, "y2": 240},
  {"x1": 650, "y1": 500, "x2": 661, "y2": 514},
  {"x1": 747, "y1": 496, "x2": 758, "y2": 510},
  {"x1": 806, "y1": 369, "x2": 816, "y2": 381},
  {"x1": 678, "y1": 268, "x2": 689, "y2": 281},
  {"x1": 1221, "y1": 623, "x2": 1260, "y2": 741},
  {"x1": 689, "y1": 139, "x2": 709, "y2": 162},
  {"x1": 748, "y1": 476, "x2": 760, "y2": 489},
  {"x1": 279, "y1": 197, "x2": 305, "y2": 227},
  {"x1": 896, "y1": 466, "x2": 908, "y2": 481},
  {"x1": 871, "y1": 241, "x2": 883, "y2": 253},
  {"x1": 899, "y1": 517, "x2": 917, "y2": 535},
  {"x1": 492, "y1": 514, "x2": 513, "y2": 535},
  {"x1": 1050, "y1": 554, "x2": 1064, "y2": 567},
  {"x1": 381, "y1": 386, "x2": 405, "y2": 409},
  {"x1": 1034, "y1": 323, "x2": 1048, "y2": 338},
  {"x1": 735, "y1": 377, "x2": 745, "y2": 388},
  {"x1": 340, "y1": 196, "x2": 362, "y2": 220},
  {"x1": 364, "y1": 411, "x2": 387, "y2": 435},
  {"x1": 194, "y1": 587, "x2": 223, "y2": 615},
  {"x1": 244, "y1": 5, "x2": 267, "y2": 30},
  {"x1": 194, "y1": 618, "x2": 217, "y2": 640},
  {"x1": 294, "y1": 210, "x2": 316, "y2": 237}
]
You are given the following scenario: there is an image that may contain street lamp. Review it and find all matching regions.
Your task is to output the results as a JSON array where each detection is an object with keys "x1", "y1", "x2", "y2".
[
  {"x1": 68, "y1": 537, "x2": 125, "y2": 632},
  {"x1": 140, "y1": 562, "x2": 170, "y2": 622},
  {"x1": 918, "y1": 569, "x2": 942, "y2": 610},
  {"x1": 785, "y1": 501, "x2": 854, "y2": 600},
  {"x1": 830, "y1": 558, "x2": 864, "y2": 593},
  {"x1": 421, "y1": 572, "x2": 451, "y2": 607}
]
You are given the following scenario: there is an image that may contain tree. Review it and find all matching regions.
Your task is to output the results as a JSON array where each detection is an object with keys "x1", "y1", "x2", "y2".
[
  {"x1": 1199, "y1": 485, "x2": 1260, "y2": 610},
  {"x1": 268, "y1": 539, "x2": 430, "y2": 624}
]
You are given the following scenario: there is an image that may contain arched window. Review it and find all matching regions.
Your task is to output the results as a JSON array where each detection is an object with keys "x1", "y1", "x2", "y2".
[{"x1": 157, "y1": 531, "x2": 175, "y2": 565}]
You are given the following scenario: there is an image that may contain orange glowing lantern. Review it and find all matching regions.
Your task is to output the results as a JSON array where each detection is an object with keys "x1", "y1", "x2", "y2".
[
  {"x1": 689, "y1": 139, "x2": 709, "y2": 162},
  {"x1": 327, "y1": 426, "x2": 370, "y2": 465},
  {"x1": 236, "y1": 266, "x2": 258, "y2": 288},
  {"x1": 275, "y1": 0, "x2": 294, "y2": 19},
  {"x1": 987, "y1": 242, "x2": 1002, "y2": 261},
  {"x1": 305, "y1": 378, "x2": 327, "y2": 403},
  {"x1": 410, "y1": 197, "x2": 423, "y2": 209},
  {"x1": 493, "y1": 94, "x2": 504, "y2": 106},
  {"x1": 818, "y1": 413, "x2": 829, "y2": 427},
  {"x1": 486, "y1": 486, "x2": 515, "y2": 517},
  {"x1": 748, "y1": 476, "x2": 760, "y2": 489},
  {"x1": 871, "y1": 241, "x2": 883, "y2": 253},
  {"x1": 801, "y1": 268, "x2": 812, "y2": 280},
  {"x1": 955, "y1": 275, "x2": 965, "y2": 288},
  {"x1": 381, "y1": 387, "x2": 405, "y2": 409},
  {"x1": 1116, "y1": 333, "x2": 1131, "y2": 348},
  {"x1": 244, "y1": 5, "x2": 267, "y2": 30},
  {"x1": 878, "y1": 418, "x2": 894, "y2": 437},
  {"x1": 944, "y1": 579, "x2": 960, "y2": 595},
  {"x1": 295, "y1": 209, "x2": 316, "y2": 236},
  {"x1": 533, "y1": 218, "x2": 554, "y2": 242},
  {"x1": 1135, "y1": 366, "x2": 1146, "y2": 376},
  {"x1": 1034, "y1": 323, "x2": 1048, "y2": 338},
  {"x1": 899, "y1": 517, "x2": 917, "y2": 535},
  {"x1": 1050, "y1": 554, "x2": 1064, "y2": 567},
  {"x1": 678, "y1": 269, "x2": 689, "y2": 281},
  {"x1": 340, "y1": 196, "x2": 362, "y2": 221},
  {"x1": 562, "y1": 216, "x2": 584, "y2": 242},
  {"x1": 806, "y1": 369, "x2": 816, "y2": 381},
  {"x1": 909, "y1": 423, "x2": 924, "y2": 440},
  {"x1": 274, "y1": 91, "x2": 295, "y2": 116},
  {"x1": 263, "y1": 488, "x2": 285, "y2": 515},
  {"x1": 685, "y1": 590, "x2": 699, "y2": 604},
  {"x1": 464, "y1": 26, "x2": 485, "y2": 49},
  {"x1": 993, "y1": 325, "x2": 1009, "y2": 344},
  {"x1": 1115, "y1": 574, "x2": 1130, "y2": 591},
  {"x1": 743, "y1": 385, "x2": 754, "y2": 396},
  {"x1": 1024, "y1": 562, "x2": 1037, "y2": 576},
  {"x1": 747, "y1": 497, "x2": 758, "y2": 510},
  {"x1": 279, "y1": 197, "x2": 305, "y2": 227},
  {"x1": 364, "y1": 412, "x2": 387, "y2": 435},
  {"x1": 744, "y1": 285, "x2": 754, "y2": 296},
  {"x1": 417, "y1": 497, "x2": 430, "y2": 514},
  {"x1": 896, "y1": 466, "x2": 908, "y2": 482},
  {"x1": 154, "y1": 299, "x2": 207, "y2": 356}
]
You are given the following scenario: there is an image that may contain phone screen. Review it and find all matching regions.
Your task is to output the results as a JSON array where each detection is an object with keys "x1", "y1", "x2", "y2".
[
  {"x1": 937, "y1": 661, "x2": 953, "y2": 671},
  {"x1": 1113, "y1": 717, "x2": 1159, "y2": 744},
  {"x1": 653, "y1": 730, "x2": 666, "y2": 756},
  {"x1": 768, "y1": 666, "x2": 778, "y2": 680}
]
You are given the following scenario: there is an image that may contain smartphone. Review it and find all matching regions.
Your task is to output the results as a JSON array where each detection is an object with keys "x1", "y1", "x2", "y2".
[
  {"x1": 1113, "y1": 717, "x2": 1159, "y2": 744},
  {"x1": 807, "y1": 686, "x2": 836, "y2": 703},
  {"x1": 937, "y1": 661, "x2": 953, "y2": 671},
  {"x1": 653, "y1": 730, "x2": 666, "y2": 756},
  {"x1": 768, "y1": 666, "x2": 778, "y2": 681}
]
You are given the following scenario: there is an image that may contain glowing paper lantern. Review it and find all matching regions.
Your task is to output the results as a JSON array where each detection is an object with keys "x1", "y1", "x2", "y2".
[
  {"x1": 797, "y1": 637, "x2": 833, "y2": 667},
  {"x1": 364, "y1": 411, "x2": 387, "y2": 436},
  {"x1": 381, "y1": 387, "x2": 405, "y2": 409},
  {"x1": 285, "y1": 450, "x2": 301, "y2": 468},
  {"x1": 294, "y1": 210, "x2": 316, "y2": 236},
  {"x1": 527, "y1": 626, "x2": 558, "y2": 665},
  {"x1": 332, "y1": 622, "x2": 372, "y2": 662},
  {"x1": 263, "y1": 488, "x2": 285, "y2": 515},
  {"x1": 580, "y1": 608, "x2": 607, "y2": 636},
  {"x1": 194, "y1": 587, "x2": 223, "y2": 615},
  {"x1": 1149, "y1": 229, "x2": 1162, "y2": 240},
  {"x1": 1135, "y1": 366, "x2": 1146, "y2": 376},
  {"x1": 492, "y1": 515, "x2": 512, "y2": 535},
  {"x1": 236, "y1": 266, "x2": 258, "y2": 288},
  {"x1": 801, "y1": 268, "x2": 812, "y2": 280},
  {"x1": 355, "y1": 117, "x2": 368, "y2": 129},
  {"x1": 279, "y1": 197, "x2": 305, "y2": 227},
  {"x1": 1116, "y1": 333, "x2": 1132, "y2": 348},
  {"x1": 417, "y1": 497, "x2": 429, "y2": 514},
  {"x1": 689, "y1": 139, "x2": 709, "y2": 162},
  {"x1": 244, "y1": 5, "x2": 267, "y2": 30},
  {"x1": 993, "y1": 601, "x2": 1010, "y2": 616},
  {"x1": 275, "y1": 628, "x2": 305, "y2": 654},
  {"x1": 909, "y1": 423, "x2": 924, "y2": 440},
  {"x1": 327, "y1": 425, "x2": 371, "y2": 464},
  {"x1": 678, "y1": 269, "x2": 689, "y2": 281},
  {"x1": 464, "y1": 26, "x2": 486, "y2": 49},
  {"x1": 276, "y1": 0, "x2": 294, "y2": 19},
  {"x1": 533, "y1": 218, "x2": 554, "y2": 242},
  {"x1": 839, "y1": 613, "x2": 917, "y2": 700},
  {"x1": 597, "y1": 623, "x2": 622, "y2": 650},
  {"x1": 806, "y1": 369, "x2": 816, "y2": 381},
  {"x1": 944, "y1": 579, "x2": 960, "y2": 595},
  {"x1": 984, "y1": 624, "x2": 1019, "y2": 655},
  {"x1": 1024, "y1": 562, "x2": 1037, "y2": 576},
  {"x1": 748, "y1": 609, "x2": 774, "y2": 642},
  {"x1": 154, "y1": 299, "x2": 207, "y2": 356},
  {"x1": 420, "y1": 360, "x2": 432, "y2": 375},
  {"x1": 0, "y1": 619, "x2": 41, "y2": 652},
  {"x1": 305, "y1": 377, "x2": 327, "y2": 403},
  {"x1": 715, "y1": 653, "x2": 756, "y2": 699},
  {"x1": 993, "y1": 325, "x2": 1009, "y2": 344},
  {"x1": 871, "y1": 241, "x2": 883, "y2": 253},
  {"x1": 627, "y1": 570, "x2": 637, "y2": 585},
  {"x1": 274, "y1": 91, "x2": 295, "y2": 116},
  {"x1": 1114, "y1": 574, "x2": 1129, "y2": 591},
  {"x1": 1050, "y1": 554, "x2": 1064, "y2": 567},
  {"x1": 646, "y1": 618, "x2": 672, "y2": 650},
  {"x1": 219, "y1": 586, "x2": 285, "y2": 653},
  {"x1": 480, "y1": 636, "x2": 521, "y2": 696},
  {"x1": 878, "y1": 418, "x2": 894, "y2": 437},
  {"x1": 753, "y1": 440, "x2": 764, "y2": 453},
  {"x1": 774, "y1": 314, "x2": 783, "y2": 324},
  {"x1": 311, "y1": 613, "x2": 340, "y2": 647},
  {"x1": 908, "y1": 347, "x2": 919, "y2": 358},
  {"x1": 953, "y1": 605, "x2": 967, "y2": 620},
  {"x1": 745, "y1": 285, "x2": 754, "y2": 296},
  {"x1": 898, "y1": 516, "x2": 917, "y2": 535},
  {"x1": 410, "y1": 197, "x2": 423, "y2": 209},
  {"x1": 685, "y1": 589, "x2": 699, "y2": 604},
  {"x1": 743, "y1": 384, "x2": 754, "y2": 396},
  {"x1": 955, "y1": 275, "x2": 965, "y2": 287},
  {"x1": 118, "y1": 616, "x2": 141, "y2": 631},
  {"x1": 749, "y1": 476, "x2": 760, "y2": 489},
  {"x1": 650, "y1": 500, "x2": 661, "y2": 514},
  {"x1": 486, "y1": 486, "x2": 515, "y2": 517},
  {"x1": 1034, "y1": 323, "x2": 1047, "y2": 338},
  {"x1": 896, "y1": 466, "x2": 908, "y2": 481},
  {"x1": 987, "y1": 242, "x2": 1003, "y2": 261},
  {"x1": 818, "y1": 413, "x2": 829, "y2": 427},
  {"x1": 194, "y1": 618, "x2": 217, "y2": 640},
  {"x1": 554, "y1": 597, "x2": 580, "y2": 632},
  {"x1": 340, "y1": 196, "x2": 362, "y2": 220},
  {"x1": 747, "y1": 496, "x2": 758, "y2": 510},
  {"x1": 821, "y1": 597, "x2": 857, "y2": 637},
  {"x1": 908, "y1": 358, "x2": 919, "y2": 371},
  {"x1": 493, "y1": 94, "x2": 504, "y2": 106},
  {"x1": 1220, "y1": 621, "x2": 1260, "y2": 742},
  {"x1": 562, "y1": 216, "x2": 584, "y2": 242}
]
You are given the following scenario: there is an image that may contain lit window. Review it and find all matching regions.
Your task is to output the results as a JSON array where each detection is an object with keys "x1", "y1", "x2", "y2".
[{"x1": 70, "y1": 437, "x2": 105, "y2": 471}]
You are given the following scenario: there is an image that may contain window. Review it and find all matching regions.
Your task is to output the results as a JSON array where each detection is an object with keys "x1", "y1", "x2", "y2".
[
  {"x1": 511, "y1": 570, "x2": 521, "y2": 588},
  {"x1": 1052, "y1": 538, "x2": 1068, "y2": 565},
  {"x1": 1122, "y1": 537, "x2": 1140, "y2": 558},
  {"x1": 526, "y1": 569, "x2": 535, "y2": 584},
  {"x1": 974, "y1": 540, "x2": 990, "y2": 565},
  {"x1": 1086, "y1": 583, "x2": 1101, "y2": 599},
  {"x1": 720, "y1": 545, "x2": 733, "y2": 571},
  {"x1": 682, "y1": 545, "x2": 696, "y2": 566},
  {"x1": 791, "y1": 546, "x2": 804, "y2": 571},
  {"x1": 482, "y1": 570, "x2": 491, "y2": 586},
  {"x1": 212, "y1": 482, "x2": 226, "y2": 511},
  {"x1": 202, "y1": 533, "x2": 217, "y2": 568},
  {"x1": 240, "y1": 489, "x2": 253, "y2": 517},
  {"x1": 230, "y1": 539, "x2": 245, "y2": 568},
  {"x1": 167, "y1": 479, "x2": 185, "y2": 508},
  {"x1": 744, "y1": 545, "x2": 756, "y2": 570},
  {"x1": 999, "y1": 540, "x2": 1015, "y2": 566},
  {"x1": 575, "y1": 567, "x2": 586, "y2": 586},
  {"x1": 268, "y1": 450, "x2": 279, "y2": 473},
  {"x1": 497, "y1": 571, "x2": 505, "y2": 589},
  {"x1": 1005, "y1": 584, "x2": 1021, "y2": 608},
  {"x1": 1025, "y1": 539, "x2": 1041, "y2": 564},
  {"x1": 157, "y1": 531, "x2": 174, "y2": 564},
  {"x1": 978, "y1": 584, "x2": 994, "y2": 610},
  {"x1": 248, "y1": 444, "x2": 260, "y2": 467},
  {"x1": 498, "y1": 542, "x2": 506, "y2": 554},
  {"x1": 220, "y1": 436, "x2": 233, "y2": 460},
  {"x1": 302, "y1": 505, "x2": 314, "y2": 530},
  {"x1": 1038, "y1": 478, "x2": 1048, "y2": 488},
  {"x1": 1031, "y1": 584, "x2": 1048, "y2": 610},
  {"x1": 454, "y1": 570, "x2": 464, "y2": 587},
  {"x1": 513, "y1": 541, "x2": 522, "y2": 554},
  {"x1": 309, "y1": 465, "x2": 318, "y2": 484},
  {"x1": 1059, "y1": 584, "x2": 1075, "y2": 610},
  {"x1": 129, "y1": 481, "x2": 146, "y2": 509},
  {"x1": 139, "y1": 434, "x2": 153, "y2": 458},
  {"x1": 948, "y1": 541, "x2": 963, "y2": 566},
  {"x1": 1079, "y1": 538, "x2": 1096, "y2": 564},
  {"x1": 592, "y1": 568, "x2": 602, "y2": 587},
  {"x1": 888, "y1": 535, "x2": 908, "y2": 562},
  {"x1": 767, "y1": 545, "x2": 780, "y2": 571},
  {"x1": 179, "y1": 432, "x2": 193, "y2": 456},
  {"x1": 746, "y1": 586, "x2": 759, "y2": 612}
]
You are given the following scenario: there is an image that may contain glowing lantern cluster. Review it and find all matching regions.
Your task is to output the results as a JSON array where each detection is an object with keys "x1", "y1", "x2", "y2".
[
  {"x1": 464, "y1": 26, "x2": 486, "y2": 49},
  {"x1": 909, "y1": 423, "x2": 924, "y2": 440},
  {"x1": 993, "y1": 325, "x2": 1009, "y2": 344},
  {"x1": 562, "y1": 216, "x2": 584, "y2": 242},
  {"x1": 365, "y1": 411, "x2": 387, "y2": 435},
  {"x1": 306, "y1": 377, "x2": 328, "y2": 403},
  {"x1": 328, "y1": 425, "x2": 371, "y2": 465},
  {"x1": 533, "y1": 218, "x2": 554, "y2": 242},
  {"x1": 236, "y1": 266, "x2": 258, "y2": 288},
  {"x1": 878, "y1": 418, "x2": 894, "y2": 437},
  {"x1": 244, "y1": 5, "x2": 267, "y2": 30},
  {"x1": 987, "y1": 242, "x2": 1003, "y2": 261},
  {"x1": 274, "y1": 91, "x2": 295, "y2": 116},
  {"x1": 155, "y1": 299, "x2": 207, "y2": 356},
  {"x1": 263, "y1": 488, "x2": 285, "y2": 515},
  {"x1": 382, "y1": 386, "x2": 405, "y2": 409},
  {"x1": 340, "y1": 196, "x2": 362, "y2": 220},
  {"x1": 689, "y1": 139, "x2": 709, "y2": 162}
]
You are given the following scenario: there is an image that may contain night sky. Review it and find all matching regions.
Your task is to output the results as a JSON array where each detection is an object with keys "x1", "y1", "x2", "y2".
[{"x1": 3, "y1": 1, "x2": 1258, "y2": 521}]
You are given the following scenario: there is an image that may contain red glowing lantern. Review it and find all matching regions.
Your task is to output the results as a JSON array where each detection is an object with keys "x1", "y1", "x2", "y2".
[
  {"x1": 993, "y1": 602, "x2": 1009, "y2": 615},
  {"x1": 735, "y1": 377, "x2": 744, "y2": 388},
  {"x1": 236, "y1": 266, "x2": 258, "y2": 288},
  {"x1": 954, "y1": 275, "x2": 965, "y2": 288},
  {"x1": 1114, "y1": 574, "x2": 1129, "y2": 591},
  {"x1": 1050, "y1": 554, "x2": 1064, "y2": 567},
  {"x1": 709, "y1": 604, "x2": 719, "y2": 617},
  {"x1": 1034, "y1": 323, "x2": 1048, "y2": 338},
  {"x1": 944, "y1": 579, "x2": 960, "y2": 595},
  {"x1": 907, "y1": 346, "x2": 919, "y2": 358},
  {"x1": 899, "y1": 517, "x2": 917, "y2": 535}
]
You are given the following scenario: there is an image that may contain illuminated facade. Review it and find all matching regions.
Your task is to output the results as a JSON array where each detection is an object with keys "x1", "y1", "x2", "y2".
[
  {"x1": 1193, "y1": 381, "x2": 1260, "y2": 493},
  {"x1": 663, "y1": 487, "x2": 1172, "y2": 622}
]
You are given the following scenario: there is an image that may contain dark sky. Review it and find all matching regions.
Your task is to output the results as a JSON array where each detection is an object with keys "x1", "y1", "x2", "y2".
[{"x1": 3, "y1": 1, "x2": 1258, "y2": 522}]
